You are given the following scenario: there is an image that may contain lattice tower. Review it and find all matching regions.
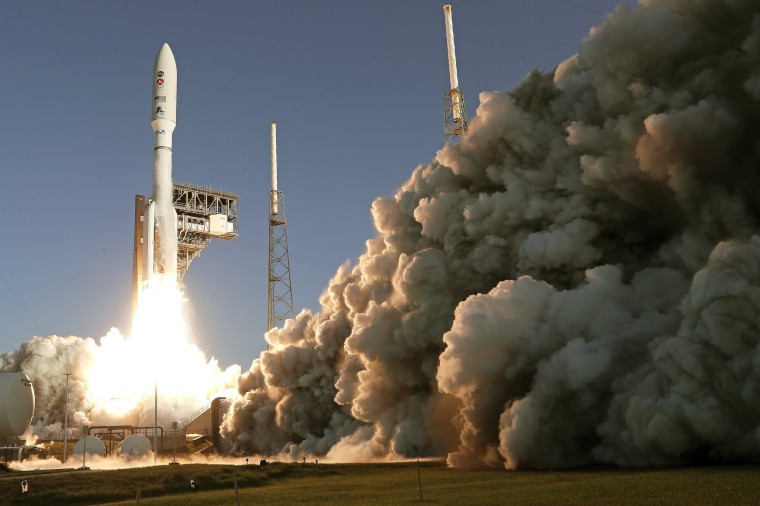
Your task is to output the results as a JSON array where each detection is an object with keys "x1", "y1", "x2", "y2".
[{"x1": 267, "y1": 123, "x2": 294, "y2": 348}]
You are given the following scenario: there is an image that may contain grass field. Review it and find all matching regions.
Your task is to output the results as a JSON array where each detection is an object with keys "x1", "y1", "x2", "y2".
[{"x1": 0, "y1": 460, "x2": 759, "y2": 505}]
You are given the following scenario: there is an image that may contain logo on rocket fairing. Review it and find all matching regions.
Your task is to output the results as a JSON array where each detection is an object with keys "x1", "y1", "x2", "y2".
[
  {"x1": 156, "y1": 78, "x2": 164, "y2": 86},
  {"x1": 157, "y1": 71, "x2": 165, "y2": 77},
  {"x1": 155, "y1": 106, "x2": 165, "y2": 116}
]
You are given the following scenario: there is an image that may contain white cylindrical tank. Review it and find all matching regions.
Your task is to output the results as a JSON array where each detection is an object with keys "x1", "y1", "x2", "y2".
[
  {"x1": 0, "y1": 373, "x2": 35, "y2": 437},
  {"x1": 72, "y1": 435, "x2": 107, "y2": 457},
  {"x1": 118, "y1": 434, "x2": 153, "y2": 457}
]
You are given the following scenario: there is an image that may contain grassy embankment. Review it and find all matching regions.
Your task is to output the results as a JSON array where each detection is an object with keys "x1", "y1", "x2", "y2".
[{"x1": 1, "y1": 460, "x2": 759, "y2": 505}]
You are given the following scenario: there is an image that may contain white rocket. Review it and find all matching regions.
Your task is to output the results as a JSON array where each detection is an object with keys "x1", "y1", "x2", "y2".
[{"x1": 145, "y1": 43, "x2": 178, "y2": 287}]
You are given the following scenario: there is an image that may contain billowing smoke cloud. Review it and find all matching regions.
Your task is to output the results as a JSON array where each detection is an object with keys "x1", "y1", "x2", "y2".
[
  {"x1": 222, "y1": 0, "x2": 760, "y2": 469},
  {"x1": 0, "y1": 335, "x2": 98, "y2": 438},
  {"x1": 0, "y1": 329, "x2": 240, "y2": 439}
]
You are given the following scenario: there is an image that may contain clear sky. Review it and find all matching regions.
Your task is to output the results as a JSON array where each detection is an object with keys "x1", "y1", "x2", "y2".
[{"x1": 0, "y1": 0, "x2": 632, "y2": 368}]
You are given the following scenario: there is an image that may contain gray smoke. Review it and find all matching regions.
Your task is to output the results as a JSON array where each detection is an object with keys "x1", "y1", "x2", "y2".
[{"x1": 222, "y1": 0, "x2": 760, "y2": 469}]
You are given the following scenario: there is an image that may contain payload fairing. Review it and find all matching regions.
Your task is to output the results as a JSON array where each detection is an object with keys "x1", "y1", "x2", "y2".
[{"x1": 145, "y1": 43, "x2": 179, "y2": 287}]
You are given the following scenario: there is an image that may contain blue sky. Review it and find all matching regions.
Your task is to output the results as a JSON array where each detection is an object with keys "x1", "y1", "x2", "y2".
[{"x1": 0, "y1": 0, "x2": 631, "y2": 368}]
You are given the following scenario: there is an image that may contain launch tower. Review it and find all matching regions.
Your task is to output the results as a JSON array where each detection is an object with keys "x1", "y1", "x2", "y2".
[
  {"x1": 443, "y1": 4, "x2": 468, "y2": 145},
  {"x1": 132, "y1": 184, "x2": 239, "y2": 315},
  {"x1": 173, "y1": 183, "x2": 239, "y2": 281},
  {"x1": 267, "y1": 123, "x2": 294, "y2": 343}
]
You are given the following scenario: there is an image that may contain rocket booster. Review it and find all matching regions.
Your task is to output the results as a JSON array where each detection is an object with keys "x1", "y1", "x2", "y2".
[{"x1": 145, "y1": 43, "x2": 178, "y2": 286}]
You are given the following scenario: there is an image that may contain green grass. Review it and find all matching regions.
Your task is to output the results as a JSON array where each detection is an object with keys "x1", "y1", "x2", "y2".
[{"x1": 1, "y1": 461, "x2": 759, "y2": 505}]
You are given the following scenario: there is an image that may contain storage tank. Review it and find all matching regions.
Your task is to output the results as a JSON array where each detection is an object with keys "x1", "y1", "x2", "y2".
[
  {"x1": 118, "y1": 434, "x2": 153, "y2": 457},
  {"x1": 72, "y1": 435, "x2": 107, "y2": 457},
  {"x1": 0, "y1": 373, "x2": 35, "y2": 436}
]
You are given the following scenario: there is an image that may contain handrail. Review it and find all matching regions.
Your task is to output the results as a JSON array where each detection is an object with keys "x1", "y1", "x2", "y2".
[{"x1": 180, "y1": 399, "x2": 214, "y2": 428}]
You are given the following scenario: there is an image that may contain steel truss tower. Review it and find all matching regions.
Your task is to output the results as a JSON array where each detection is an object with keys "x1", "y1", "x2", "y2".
[
  {"x1": 267, "y1": 123, "x2": 294, "y2": 343},
  {"x1": 444, "y1": 88, "x2": 468, "y2": 145},
  {"x1": 443, "y1": 5, "x2": 468, "y2": 145}
]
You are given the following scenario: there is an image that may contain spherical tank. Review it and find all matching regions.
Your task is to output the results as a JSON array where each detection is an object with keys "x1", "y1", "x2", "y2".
[
  {"x1": 118, "y1": 434, "x2": 153, "y2": 457},
  {"x1": 72, "y1": 436, "x2": 107, "y2": 457},
  {"x1": 0, "y1": 372, "x2": 35, "y2": 437}
]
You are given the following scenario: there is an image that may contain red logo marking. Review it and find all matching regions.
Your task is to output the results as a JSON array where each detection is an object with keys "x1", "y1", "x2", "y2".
[{"x1": 156, "y1": 78, "x2": 165, "y2": 85}]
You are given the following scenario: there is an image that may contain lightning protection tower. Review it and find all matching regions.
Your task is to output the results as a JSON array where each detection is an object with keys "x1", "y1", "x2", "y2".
[
  {"x1": 267, "y1": 122, "x2": 294, "y2": 347},
  {"x1": 443, "y1": 4, "x2": 468, "y2": 145}
]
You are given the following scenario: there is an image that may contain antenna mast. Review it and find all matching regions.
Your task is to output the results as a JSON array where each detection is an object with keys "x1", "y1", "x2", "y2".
[
  {"x1": 267, "y1": 123, "x2": 294, "y2": 348},
  {"x1": 443, "y1": 4, "x2": 468, "y2": 145}
]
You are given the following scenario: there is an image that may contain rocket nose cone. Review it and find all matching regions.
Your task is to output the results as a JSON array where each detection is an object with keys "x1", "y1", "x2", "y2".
[
  {"x1": 152, "y1": 42, "x2": 177, "y2": 128},
  {"x1": 155, "y1": 43, "x2": 176, "y2": 69},
  {"x1": 160, "y1": 43, "x2": 173, "y2": 58}
]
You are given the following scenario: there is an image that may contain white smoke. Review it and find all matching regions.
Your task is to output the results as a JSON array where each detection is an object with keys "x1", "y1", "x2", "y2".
[
  {"x1": 221, "y1": 0, "x2": 760, "y2": 469},
  {"x1": 0, "y1": 329, "x2": 240, "y2": 439}
]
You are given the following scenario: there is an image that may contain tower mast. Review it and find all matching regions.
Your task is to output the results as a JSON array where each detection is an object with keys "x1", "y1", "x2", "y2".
[
  {"x1": 443, "y1": 4, "x2": 468, "y2": 145},
  {"x1": 267, "y1": 123, "x2": 294, "y2": 348}
]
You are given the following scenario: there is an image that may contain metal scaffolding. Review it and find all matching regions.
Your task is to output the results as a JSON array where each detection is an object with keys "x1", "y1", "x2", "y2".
[
  {"x1": 132, "y1": 183, "x2": 239, "y2": 312},
  {"x1": 442, "y1": 5, "x2": 468, "y2": 145},
  {"x1": 267, "y1": 190, "x2": 294, "y2": 339},
  {"x1": 173, "y1": 182, "x2": 239, "y2": 282},
  {"x1": 444, "y1": 87, "x2": 468, "y2": 145}
]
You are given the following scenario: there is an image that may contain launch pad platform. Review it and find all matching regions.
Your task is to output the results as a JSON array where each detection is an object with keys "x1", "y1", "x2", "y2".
[{"x1": 132, "y1": 183, "x2": 239, "y2": 313}]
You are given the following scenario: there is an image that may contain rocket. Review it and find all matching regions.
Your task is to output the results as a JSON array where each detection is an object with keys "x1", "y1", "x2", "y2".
[{"x1": 144, "y1": 43, "x2": 178, "y2": 287}]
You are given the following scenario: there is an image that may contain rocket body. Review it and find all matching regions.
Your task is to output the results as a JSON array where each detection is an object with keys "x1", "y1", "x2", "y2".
[{"x1": 146, "y1": 43, "x2": 178, "y2": 286}]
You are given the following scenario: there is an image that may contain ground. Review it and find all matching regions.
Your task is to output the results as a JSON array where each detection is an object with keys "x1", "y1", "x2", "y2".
[{"x1": 0, "y1": 460, "x2": 759, "y2": 505}]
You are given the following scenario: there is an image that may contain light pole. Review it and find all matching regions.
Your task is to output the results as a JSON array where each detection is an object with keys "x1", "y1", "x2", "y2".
[
  {"x1": 79, "y1": 425, "x2": 90, "y2": 470},
  {"x1": 63, "y1": 372, "x2": 70, "y2": 462},
  {"x1": 153, "y1": 381, "x2": 158, "y2": 464},
  {"x1": 170, "y1": 421, "x2": 179, "y2": 465}
]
